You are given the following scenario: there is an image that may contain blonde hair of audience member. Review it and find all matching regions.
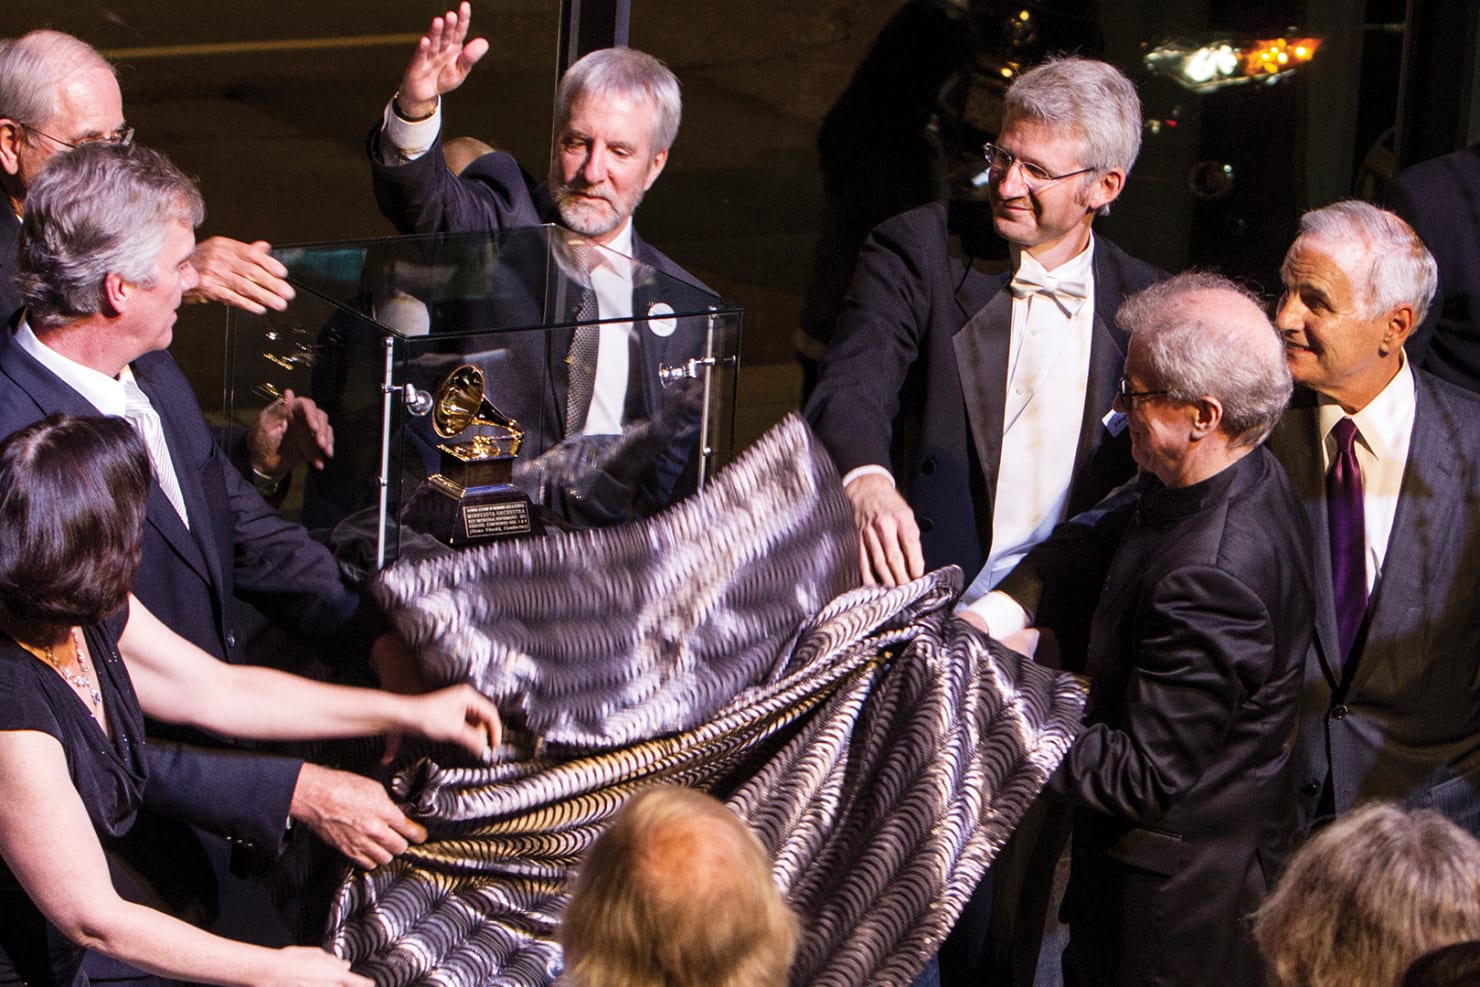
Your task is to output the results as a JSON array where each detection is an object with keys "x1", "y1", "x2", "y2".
[
  {"x1": 557, "y1": 785, "x2": 799, "y2": 987},
  {"x1": 1253, "y1": 803, "x2": 1480, "y2": 987}
]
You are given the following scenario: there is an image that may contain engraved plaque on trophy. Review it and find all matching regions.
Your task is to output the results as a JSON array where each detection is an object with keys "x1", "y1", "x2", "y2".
[{"x1": 411, "y1": 364, "x2": 538, "y2": 545}]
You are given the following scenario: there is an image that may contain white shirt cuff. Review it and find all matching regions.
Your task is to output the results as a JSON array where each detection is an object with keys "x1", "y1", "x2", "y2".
[
  {"x1": 841, "y1": 464, "x2": 894, "y2": 489},
  {"x1": 960, "y1": 590, "x2": 1030, "y2": 638},
  {"x1": 380, "y1": 97, "x2": 442, "y2": 165}
]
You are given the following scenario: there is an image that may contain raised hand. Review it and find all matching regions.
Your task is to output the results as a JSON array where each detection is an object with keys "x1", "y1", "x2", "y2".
[{"x1": 397, "y1": 2, "x2": 490, "y2": 119}]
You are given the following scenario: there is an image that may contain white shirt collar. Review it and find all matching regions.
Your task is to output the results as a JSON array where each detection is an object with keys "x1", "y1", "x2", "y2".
[
  {"x1": 1010, "y1": 235, "x2": 1096, "y2": 282},
  {"x1": 15, "y1": 318, "x2": 129, "y2": 417},
  {"x1": 1317, "y1": 354, "x2": 1416, "y2": 463}
]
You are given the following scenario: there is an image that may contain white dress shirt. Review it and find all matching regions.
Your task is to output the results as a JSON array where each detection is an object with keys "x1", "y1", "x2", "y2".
[{"x1": 15, "y1": 320, "x2": 192, "y2": 525}]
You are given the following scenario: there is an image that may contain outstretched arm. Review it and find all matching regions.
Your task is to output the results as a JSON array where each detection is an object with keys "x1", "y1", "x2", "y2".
[
  {"x1": 118, "y1": 597, "x2": 500, "y2": 759},
  {"x1": 395, "y1": 2, "x2": 490, "y2": 120},
  {"x1": 186, "y1": 237, "x2": 294, "y2": 314},
  {"x1": 0, "y1": 731, "x2": 370, "y2": 987}
]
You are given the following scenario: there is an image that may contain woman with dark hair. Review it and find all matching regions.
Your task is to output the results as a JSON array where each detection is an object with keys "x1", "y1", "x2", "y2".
[{"x1": 0, "y1": 415, "x2": 501, "y2": 986}]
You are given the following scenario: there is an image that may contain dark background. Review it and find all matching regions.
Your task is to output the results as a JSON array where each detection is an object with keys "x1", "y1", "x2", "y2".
[{"x1": 5, "y1": 1, "x2": 1475, "y2": 446}]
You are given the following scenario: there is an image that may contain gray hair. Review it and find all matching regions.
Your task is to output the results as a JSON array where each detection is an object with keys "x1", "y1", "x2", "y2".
[
  {"x1": 1253, "y1": 803, "x2": 1480, "y2": 987},
  {"x1": 1004, "y1": 56, "x2": 1142, "y2": 215},
  {"x1": 556, "y1": 47, "x2": 682, "y2": 153},
  {"x1": 1297, "y1": 200, "x2": 1438, "y2": 326},
  {"x1": 16, "y1": 142, "x2": 204, "y2": 330},
  {"x1": 0, "y1": 30, "x2": 114, "y2": 129},
  {"x1": 1118, "y1": 270, "x2": 1291, "y2": 447}
]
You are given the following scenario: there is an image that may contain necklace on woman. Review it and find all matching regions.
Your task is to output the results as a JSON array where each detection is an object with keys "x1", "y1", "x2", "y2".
[{"x1": 42, "y1": 628, "x2": 102, "y2": 709}]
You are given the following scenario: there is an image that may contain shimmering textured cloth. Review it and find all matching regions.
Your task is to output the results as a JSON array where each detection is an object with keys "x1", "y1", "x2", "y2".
[{"x1": 332, "y1": 415, "x2": 1087, "y2": 986}]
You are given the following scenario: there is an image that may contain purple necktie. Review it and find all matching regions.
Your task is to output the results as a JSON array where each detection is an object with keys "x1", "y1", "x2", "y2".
[{"x1": 1326, "y1": 417, "x2": 1367, "y2": 663}]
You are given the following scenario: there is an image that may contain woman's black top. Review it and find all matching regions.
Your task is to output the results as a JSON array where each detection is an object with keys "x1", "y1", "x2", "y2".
[{"x1": 0, "y1": 610, "x2": 148, "y2": 987}]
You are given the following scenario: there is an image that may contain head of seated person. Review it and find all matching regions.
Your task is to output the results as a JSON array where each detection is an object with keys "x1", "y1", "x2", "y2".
[
  {"x1": 556, "y1": 784, "x2": 799, "y2": 987},
  {"x1": 1253, "y1": 802, "x2": 1480, "y2": 987},
  {"x1": 0, "y1": 414, "x2": 148, "y2": 644}
]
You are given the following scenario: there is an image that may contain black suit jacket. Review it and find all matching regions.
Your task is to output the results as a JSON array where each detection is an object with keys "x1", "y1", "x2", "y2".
[
  {"x1": 1266, "y1": 374, "x2": 1480, "y2": 836},
  {"x1": 1001, "y1": 448, "x2": 1314, "y2": 987},
  {"x1": 804, "y1": 199, "x2": 1162, "y2": 578},
  {"x1": 1387, "y1": 146, "x2": 1480, "y2": 393}
]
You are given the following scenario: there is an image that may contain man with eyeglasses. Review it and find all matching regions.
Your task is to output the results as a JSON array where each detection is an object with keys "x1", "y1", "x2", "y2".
[
  {"x1": 0, "y1": 30, "x2": 333, "y2": 492},
  {"x1": 962, "y1": 272, "x2": 1312, "y2": 987},
  {"x1": 805, "y1": 56, "x2": 1159, "y2": 987},
  {"x1": 0, "y1": 31, "x2": 299, "y2": 323},
  {"x1": 805, "y1": 57, "x2": 1159, "y2": 603}
]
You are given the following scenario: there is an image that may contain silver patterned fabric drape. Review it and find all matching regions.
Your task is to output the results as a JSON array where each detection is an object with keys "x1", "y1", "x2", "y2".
[{"x1": 327, "y1": 414, "x2": 1086, "y2": 986}]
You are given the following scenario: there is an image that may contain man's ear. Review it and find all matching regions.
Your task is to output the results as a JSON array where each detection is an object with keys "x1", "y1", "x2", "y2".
[
  {"x1": 1084, "y1": 167, "x2": 1125, "y2": 214},
  {"x1": 1380, "y1": 303, "x2": 1416, "y2": 354},
  {"x1": 642, "y1": 147, "x2": 668, "y2": 191},
  {"x1": 0, "y1": 118, "x2": 23, "y2": 178},
  {"x1": 1191, "y1": 395, "x2": 1223, "y2": 438},
  {"x1": 102, "y1": 271, "x2": 130, "y2": 316}
]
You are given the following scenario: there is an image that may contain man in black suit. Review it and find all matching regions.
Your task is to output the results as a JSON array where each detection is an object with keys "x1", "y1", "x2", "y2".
[
  {"x1": 1266, "y1": 200, "x2": 1480, "y2": 837},
  {"x1": 965, "y1": 272, "x2": 1314, "y2": 986},
  {"x1": 5, "y1": 142, "x2": 440, "y2": 972},
  {"x1": 805, "y1": 56, "x2": 1159, "y2": 987},
  {"x1": 1386, "y1": 145, "x2": 1480, "y2": 394},
  {"x1": 804, "y1": 57, "x2": 1160, "y2": 600},
  {"x1": 368, "y1": 4, "x2": 709, "y2": 504}
]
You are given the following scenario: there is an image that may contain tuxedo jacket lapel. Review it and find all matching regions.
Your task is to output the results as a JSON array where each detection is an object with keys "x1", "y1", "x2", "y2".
[{"x1": 953, "y1": 264, "x2": 1012, "y2": 500}]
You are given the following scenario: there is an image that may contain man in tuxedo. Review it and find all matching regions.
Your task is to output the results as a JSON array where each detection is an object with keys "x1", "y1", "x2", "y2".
[
  {"x1": 805, "y1": 57, "x2": 1159, "y2": 987},
  {"x1": 0, "y1": 28, "x2": 332, "y2": 493},
  {"x1": 1266, "y1": 200, "x2": 1480, "y2": 837},
  {"x1": 6, "y1": 142, "x2": 439, "y2": 973},
  {"x1": 368, "y1": 3, "x2": 709, "y2": 503},
  {"x1": 804, "y1": 57, "x2": 1160, "y2": 600},
  {"x1": 965, "y1": 272, "x2": 1313, "y2": 986}
]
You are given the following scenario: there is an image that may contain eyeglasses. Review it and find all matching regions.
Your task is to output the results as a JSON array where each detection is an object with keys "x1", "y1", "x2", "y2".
[
  {"x1": 1117, "y1": 376, "x2": 1171, "y2": 404},
  {"x1": 20, "y1": 122, "x2": 135, "y2": 150},
  {"x1": 982, "y1": 142, "x2": 1096, "y2": 193}
]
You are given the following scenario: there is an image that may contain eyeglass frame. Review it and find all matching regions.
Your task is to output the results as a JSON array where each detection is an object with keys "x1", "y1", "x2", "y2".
[
  {"x1": 1116, "y1": 376, "x2": 1172, "y2": 405},
  {"x1": 982, "y1": 142, "x2": 1098, "y2": 193},
  {"x1": 19, "y1": 121, "x2": 135, "y2": 150}
]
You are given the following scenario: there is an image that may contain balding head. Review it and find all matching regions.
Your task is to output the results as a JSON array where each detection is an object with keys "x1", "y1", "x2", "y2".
[
  {"x1": 0, "y1": 31, "x2": 125, "y2": 215},
  {"x1": 1118, "y1": 271, "x2": 1291, "y2": 448},
  {"x1": 558, "y1": 786, "x2": 798, "y2": 987}
]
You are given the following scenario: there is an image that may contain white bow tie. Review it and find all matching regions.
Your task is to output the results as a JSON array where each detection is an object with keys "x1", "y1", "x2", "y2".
[{"x1": 1009, "y1": 270, "x2": 1089, "y2": 316}]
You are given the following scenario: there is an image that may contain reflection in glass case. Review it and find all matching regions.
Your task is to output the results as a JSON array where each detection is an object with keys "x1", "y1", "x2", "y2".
[{"x1": 222, "y1": 226, "x2": 740, "y2": 574}]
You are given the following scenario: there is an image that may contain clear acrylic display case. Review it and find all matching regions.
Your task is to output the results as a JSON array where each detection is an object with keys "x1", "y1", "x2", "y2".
[{"x1": 221, "y1": 225, "x2": 741, "y2": 574}]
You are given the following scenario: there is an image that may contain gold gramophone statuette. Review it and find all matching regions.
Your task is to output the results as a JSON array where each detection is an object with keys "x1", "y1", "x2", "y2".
[{"x1": 414, "y1": 363, "x2": 537, "y2": 544}]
